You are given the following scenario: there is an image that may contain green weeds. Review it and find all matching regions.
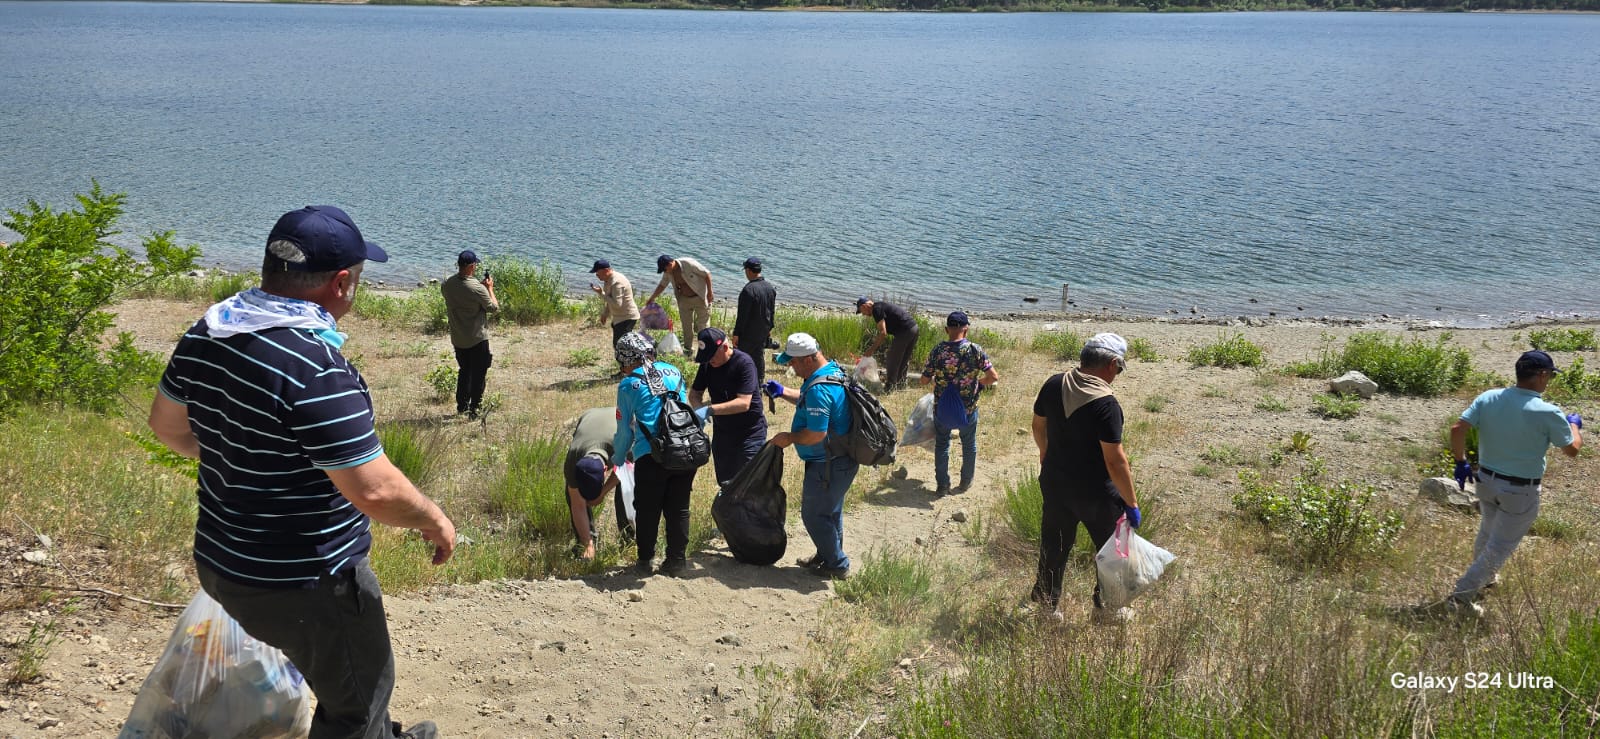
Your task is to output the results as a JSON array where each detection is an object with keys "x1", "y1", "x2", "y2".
[
  {"x1": 1185, "y1": 333, "x2": 1264, "y2": 368},
  {"x1": 1529, "y1": 328, "x2": 1597, "y2": 352},
  {"x1": 1030, "y1": 331, "x2": 1084, "y2": 361},
  {"x1": 1287, "y1": 332, "x2": 1471, "y2": 396},
  {"x1": 1312, "y1": 392, "x2": 1362, "y2": 419},
  {"x1": 1233, "y1": 468, "x2": 1403, "y2": 568}
]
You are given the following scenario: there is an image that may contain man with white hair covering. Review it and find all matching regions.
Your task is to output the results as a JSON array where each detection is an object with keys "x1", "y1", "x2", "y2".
[{"x1": 1027, "y1": 332, "x2": 1142, "y2": 625}]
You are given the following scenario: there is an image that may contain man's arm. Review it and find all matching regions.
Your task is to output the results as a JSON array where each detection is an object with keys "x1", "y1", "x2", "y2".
[
  {"x1": 1562, "y1": 422, "x2": 1583, "y2": 457},
  {"x1": 865, "y1": 319, "x2": 888, "y2": 356},
  {"x1": 646, "y1": 274, "x2": 669, "y2": 304},
  {"x1": 149, "y1": 393, "x2": 200, "y2": 459},
  {"x1": 703, "y1": 271, "x2": 713, "y2": 304},
  {"x1": 325, "y1": 455, "x2": 456, "y2": 565},
  {"x1": 689, "y1": 388, "x2": 706, "y2": 407},
  {"x1": 1450, "y1": 419, "x2": 1472, "y2": 463},
  {"x1": 707, "y1": 393, "x2": 754, "y2": 417},
  {"x1": 980, "y1": 366, "x2": 1000, "y2": 387},
  {"x1": 481, "y1": 276, "x2": 499, "y2": 312},
  {"x1": 1100, "y1": 441, "x2": 1138, "y2": 509},
  {"x1": 1031, "y1": 414, "x2": 1048, "y2": 466}
]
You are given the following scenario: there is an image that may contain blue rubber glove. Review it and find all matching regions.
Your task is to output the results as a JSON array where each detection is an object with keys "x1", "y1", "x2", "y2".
[
  {"x1": 693, "y1": 406, "x2": 710, "y2": 422},
  {"x1": 1454, "y1": 460, "x2": 1476, "y2": 491},
  {"x1": 1124, "y1": 505, "x2": 1141, "y2": 530},
  {"x1": 763, "y1": 380, "x2": 785, "y2": 399},
  {"x1": 1567, "y1": 413, "x2": 1583, "y2": 430}
]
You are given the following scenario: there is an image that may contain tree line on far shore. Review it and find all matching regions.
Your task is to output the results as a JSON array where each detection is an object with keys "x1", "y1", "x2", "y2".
[{"x1": 375, "y1": 0, "x2": 1600, "y2": 13}]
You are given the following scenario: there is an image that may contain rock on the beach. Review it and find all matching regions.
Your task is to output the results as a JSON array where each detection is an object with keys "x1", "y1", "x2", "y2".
[
  {"x1": 951, "y1": 510, "x2": 969, "y2": 524},
  {"x1": 1329, "y1": 371, "x2": 1379, "y2": 399},
  {"x1": 1421, "y1": 477, "x2": 1478, "y2": 513}
]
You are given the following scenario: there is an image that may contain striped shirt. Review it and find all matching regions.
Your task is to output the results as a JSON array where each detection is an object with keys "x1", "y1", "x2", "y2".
[{"x1": 158, "y1": 319, "x2": 383, "y2": 588}]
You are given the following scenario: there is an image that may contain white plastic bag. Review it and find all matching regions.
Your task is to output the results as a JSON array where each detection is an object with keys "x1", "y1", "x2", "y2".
[
  {"x1": 615, "y1": 461, "x2": 637, "y2": 525},
  {"x1": 853, "y1": 356, "x2": 882, "y2": 386},
  {"x1": 1094, "y1": 516, "x2": 1176, "y2": 609},
  {"x1": 899, "y1": 393, "x2": 936, "y2": 449},
  {"x1": 120, "y1": 591, "x2": 311, "y2": 739},
  {"x1": 656, "y1": 332, "x2": 683, "y2": 356}
]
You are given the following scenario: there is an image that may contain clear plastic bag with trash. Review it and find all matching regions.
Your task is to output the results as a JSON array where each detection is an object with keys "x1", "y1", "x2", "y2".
[
  {"x1": 899, "y1": 393, "x2": 937, "y2": 449},
  {"x1": 851, "y1": 356, "x2": 882, "y2": 386},
  {"x1": 119, "y1": 591, "x2": 312, "y2": 739},
  {"x1": 1094, "y1": 515, "x2": 1177, "y2": 609},
  {"x1": 656, "y1": 331, "x2": 683, "y2": 356},
  {"x1": 614, "y1": 461, "x2": 637, "y2": 526}
]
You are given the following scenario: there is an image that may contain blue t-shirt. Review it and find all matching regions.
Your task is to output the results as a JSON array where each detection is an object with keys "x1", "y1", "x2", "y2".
[
  {"x1": 158, "y1": 320, "x2": 383, "y2": 588},
  {"x1": 613, "y1": 361, "x2": 688, "y2": 465},
  {"x1": 1461, "y1": 387, "x2": 1574, "y2": 479},
  {"x1": 792, "y1": 361, "x2": 851, "y2": 462}
]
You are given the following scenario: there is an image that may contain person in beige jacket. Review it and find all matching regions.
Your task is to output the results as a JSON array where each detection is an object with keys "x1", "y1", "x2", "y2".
[
  {"x1": 645, "y1": 253, "x2": 712, "y2": 357},
  {"x1": 588, "y1": 259, "x2": 640, "y2": 346}
]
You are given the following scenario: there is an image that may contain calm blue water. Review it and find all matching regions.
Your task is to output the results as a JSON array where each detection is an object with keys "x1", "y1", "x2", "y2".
[{"x1": 3, "y1": 2, "x2": 1598, "y2": 323}]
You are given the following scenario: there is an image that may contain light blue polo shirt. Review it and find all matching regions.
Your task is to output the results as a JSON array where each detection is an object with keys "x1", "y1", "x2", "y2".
[
  {"x1": 1461, "y1": 387, "x2": 1574, "y2": 480},
  {"x1": 793, "y1": 361, "x2": 851, "y2": 462}
]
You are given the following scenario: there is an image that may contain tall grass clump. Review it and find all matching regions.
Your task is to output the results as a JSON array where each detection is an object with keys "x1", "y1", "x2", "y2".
[
  {"x1": 353, "y1": 288, "x2": 448, "y2": 333},
  {"x1": 484, "y1": 257, "x2": 571, "y2": 325},
  {"x1": 1126, "y1": 336, "x2": 1158, "y2": 362},
  {"x1": 1029, "y1": 330, "x2": 1083, "y2": 361},
  {"x1": 775, "y1": 307, "x2": 870, "y2": 360},
  {"x1": 1529, "y1": 327, "x2": 1597, "y2": 352},
  {"x1": 1185, "y1": 333, "x2": 1264, "y2": 368},
  {"x1": 377, "y1": 421, "x2": 447, "y2": 487},
  {"x1": 491, "y1": 430, "x2": 572, "y2": 541},
  {"x1": 132, "y1": 271, "x2": 253, "y2": 304},
  {"x1": 1000, "y1": 469, "x2": 1042, "y2": 545},
  {"x1": 969, "y1": 327, "x2": 1017, "y2": 351},
  {"x1": 1288, "y1": 332, "x2": 1470, "y2": 396},
  {"x1": 833, "y1": 549, "x2": 934, "y2": 626},
  {"x1": 1232, "y1": 468, "x2": 1403, "y2": 568},
  {"x1": 1546, "y1": 355, "x2": 1600, "y2": 403}
]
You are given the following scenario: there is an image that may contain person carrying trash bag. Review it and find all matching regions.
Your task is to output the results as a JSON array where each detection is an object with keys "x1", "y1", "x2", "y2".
[
  {"x1": 1027, "y1": 332, "x2": 1142, "y2": 625},
  {"x1": 765, "y1": 333, "x2": 859, "y2": 580},
  {"x1": 712, "y1": 443, "x2": 788, "y2": 566}
]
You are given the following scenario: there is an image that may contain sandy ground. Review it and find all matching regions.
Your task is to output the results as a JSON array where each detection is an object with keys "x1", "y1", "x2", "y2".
[{"x1": 3, "y1": 294, "x2": 1595, "y2": 738}]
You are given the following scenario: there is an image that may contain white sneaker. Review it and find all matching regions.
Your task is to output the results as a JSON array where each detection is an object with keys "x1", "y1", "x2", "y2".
[
  {"x1": 1047, "y1": 609, "x2": 1065, "y2": 624},
  {"x1": 1093, "y1": 606, "x2": 1135, "y2": 625},
  {"x1": 1413, "y1": 596, "x2": 1484, "y2": 620}
]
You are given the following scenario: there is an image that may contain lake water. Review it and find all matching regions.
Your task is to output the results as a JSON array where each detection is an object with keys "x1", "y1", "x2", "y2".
[{"x1": 3, "y1": 2, "x2": 1598, "y2": 323}]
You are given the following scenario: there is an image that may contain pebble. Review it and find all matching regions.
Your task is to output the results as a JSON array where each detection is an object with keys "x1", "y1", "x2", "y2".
[
  {"x1": 715, "y1": 633, "x2": 741, "y2": 646},
  {"x1": 38, "y1": 716, "x2": 62, "y2": 729},
  {"x1": 22, "y1": 550, "x2": 49, "y2": 564},
  {"x1": 951, "y1": 510, "x2": 969, "y2": 523},
  {"x1": 626, "y1": 591, "x2": 644, "y2": 603},
  {"x1": 703, "y1": 663, "x2": 716, "y2": 675}
]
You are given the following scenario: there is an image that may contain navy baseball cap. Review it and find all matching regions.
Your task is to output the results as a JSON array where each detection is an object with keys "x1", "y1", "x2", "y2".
[
  {"x1": 695, "y1": 327, "x2": 728, "y2": 364},
  {"x1": 457, "y1": 250, "x2": 480, "y2": 266},
  {"x1": 743, "y1": 257, "x2": 762, "y2": 270},
  {"x1": 266, "y1": 206, "x2": 387, "y2": 272},
  {"x1": 574, "y1": 455, "x2": 606, "y2": 502},
  {"x1": 947, "y1": 311, "x2": 970, "y2": 327},
  {"x1": 855, "y1": 296, "x2": 870, "y2": 308},
  {"x1": 589, "y1": 259, "x2": 611, "y2": 273},
  {"x1": 656, "y1": 254, "x2": 675, "y2": 273},
  {"x1": 1517, "y1": 350, "x2": 1559, "y2": 374}
]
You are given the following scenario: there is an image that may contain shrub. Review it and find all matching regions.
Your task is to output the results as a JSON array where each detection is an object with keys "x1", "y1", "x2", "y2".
[
  {"x1": 0, "y1": 183, "x2": 199, "y2": 415},
  {"x1": 566, "y1": 347, "x2": 600, "y2": 368},
  {"x1": 1546, "y1": 355, "x2": 1600, "y2": 403},
  {"x1": 492, "y1": 431, "x2": 571, "y2": 541},
  {"x1": 1289, "y1": 332, "x2": 1471, "y2": 396},
  {"x1": 424, "y1": 356, "x2": 456, "y2": 401},
  {"x1": 1185, "y1": 333, "x2": 1264, "y2": 368},
  {"x1": 484, "y1": 257, "x2": 571, "y2": 325},
  {"x1": 970, "y1": 327, "x2": 1017, "y2": 351},
  {"x1": 354, "y1": 288, "x2": 448, "y2": 333},
  {"x1": 1141, "y1": 395, "x2": 1170, "y2": 413},
  {"x1": 378, "y1": 422, "x2": 447, "y2": 486},
  {"x1": 1002, "y1": 469, "x2": 1043, "y2": 546},
  {"x1": 1255, "y1": 394, "x2": 1289, "y2": 412},
  {"x1": 1030, "y1": 330, "x2": 1083, "y2": 361},
  {"x1": 1233, "y1": 469, "x2": 1403, "y2": 567},
  {"x1": 833, "y1": 548, "x2": 934, "y2": 626},
  {"x1": 1529, "y1": 328, "x2": 1597, "y2": 352},
  {"x1": 1312, "y1": 393, "x2": 1361, "y2": 419},
  {"x1": 1126, "y1": 337, "x2": 1158, "y2": 362},
  {"x1": 1285, "y1": 430, "x2": 1314, "y2": 454}
]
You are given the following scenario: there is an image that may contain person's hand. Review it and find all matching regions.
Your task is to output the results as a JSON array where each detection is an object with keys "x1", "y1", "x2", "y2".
[
  {"x1": 589, "y1": 283, "x2": 603, "y2": 294},
  {"x1": 763, "y1": 380, "x2": 785, "y2": 398},
  {"x1": 423, "y1": 517, "x2": 457, "y2": 565},
  {"x1": 1124, "y1": 505, "x2": 1141, "y2": 530},
  {"x1": 1454, "y1": 460, "x2": 1477, "y2": 491},
  {"x1": 646, "y1": 297, "x2": 657, "y2": 306},
  {"x1": 693, "y1": 405, "x2": 710, "y2": 422},
  {"x1": 770, "y1": 431, "x2": 792, "y2": 449},
  {"x1": 482, "y1": 275, "x2": 494, "y2": 289},
  {"x1": 1567, "y1": 412, "x2": 1583, "y2": 430}
]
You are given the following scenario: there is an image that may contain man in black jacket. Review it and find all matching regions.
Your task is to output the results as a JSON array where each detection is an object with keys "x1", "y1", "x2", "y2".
[{"x1": 732, "y1": 257, "x2": 777, "y2": 382}]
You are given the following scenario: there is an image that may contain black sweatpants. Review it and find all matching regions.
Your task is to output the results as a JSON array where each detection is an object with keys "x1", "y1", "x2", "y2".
[
  {"x1": 631, "y1": 452, "x2": 695, "y2": 563},
  {"x1": 1031, "y1": 488, "x2": 1124, "y2": 609},
  {"x1": 454, "y1": 339, "x2": 492, "y2": 414},
  {"x1": 611, "y1": 319, "x2": 638, "y2": 346},
  {"x1": 885, "y1": 326, "x2": 919, "y2": 390}
]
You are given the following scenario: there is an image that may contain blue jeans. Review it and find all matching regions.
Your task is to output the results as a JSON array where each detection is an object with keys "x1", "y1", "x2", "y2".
[
  {"x1": 801, "y1": 456, "x2": 860, "y2": 571},
  {"x1": 934, "y1": 409, "x2": 978, "y2": 490}
]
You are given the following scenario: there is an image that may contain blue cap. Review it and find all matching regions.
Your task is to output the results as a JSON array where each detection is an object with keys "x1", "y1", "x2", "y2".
[
  {"x1": 589, "y1": 259, "x2": 611, "y2": 273},
  {"x1": 855, "y1": 296, "x2": 870, "y2": 308},
  {"x1": 656, "y1": 254, "x2": 675, "y2": 273},
  {"x1": 947, "y1": 311, "x2": 969, "y2": 327},
  {"x1": 457, "y1": 250, "x2": 480, "y2": 266},
  {"x1": 743, "y1": 257, "x2": 762, "y2": 270},
  {"x1": 1517, "y1": 350, "x2": 1558, "y2": 374},
  {"x1": 266, "y1": 206, "x2": 387, "y2": 272},
  {"x1": 574, "y1": 455, "x2": 606, "y2": 502}
]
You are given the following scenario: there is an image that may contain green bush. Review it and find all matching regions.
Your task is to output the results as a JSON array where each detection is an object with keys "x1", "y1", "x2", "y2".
[
  {"x1": 1001, "y1": 469, "x2": 1043, "y2": 546},
  {"x1": 1126, "y1": 337, "x2": 1159, "y2": 362},
  {"x1": 1030, "y1": 331, "x2": 1084, "y2": 361},
  {"x1": 1529, "y1": 328, "x2": 1597, "y2": 352},
  {"x1": 1233, "y1": 469, "x2": 1403, "y2": 568},
  {"x1": 1185, "y1": 333, "x2": 1264, "y2": 368},
  {"x1": 131, "y1": 270, "x2": 252, "y2": 304},
  {"x1": 0, "y1": 183, "x2": 199, "y2": 414},
  {"x1": 492, "y1": 431, "x2": 572, "y2": 541},
  {"x1": 1255, "y1": 395, "x2": 1289, "y2": 412},
  {"x1": 833, "y1": 548, "x2": 934, "y2": 626},
  {"x1": 354, "y1": 288, "x2": 448, "y2": 333},
  {"x1": 970, "y1": 327, "x2": 1017, "y2": 351},
  {"x1": 566, "y1": 347, "x2": 600, "y2": 368},
  {"x1": 1312, "y1": 392, "x2": 1362, "y2": 419},
  {"x1": 424, "y1": 356, "x2": 456, "y2": 401},
  {"x1": 1288, "y1": 332, "x2": 1471, "y2": 396},
  {"x1": 378, "y1": 422, "x2": 447, "y2": 487},
  {"x1": 484, "y1": 257, "x2": 571, "y2": 325},
  {"x1": 774, "y1": 307, "x2": 868, "y2": 360},
  {"x1": 1547, "y1": 355, "x2": 1600, "y2": 403}
]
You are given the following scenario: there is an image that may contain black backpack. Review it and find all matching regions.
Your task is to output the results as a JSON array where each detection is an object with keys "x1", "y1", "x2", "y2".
[
  {"x1": 638, "y1": 366, "x2": 710, "y2": 471},
  {"x1": 809, "y1": 372, "x2": 898, "y2": 466}
]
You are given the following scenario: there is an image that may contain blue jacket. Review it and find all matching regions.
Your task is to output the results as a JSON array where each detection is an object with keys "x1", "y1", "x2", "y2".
[{"x1": 613, "y1": 361, "x2": 688, "y2": 465}]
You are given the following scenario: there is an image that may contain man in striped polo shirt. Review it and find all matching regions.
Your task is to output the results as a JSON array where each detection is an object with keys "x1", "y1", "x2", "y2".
[{"x1": 148, "y1": 206, "x2": 454, "y2": 739}]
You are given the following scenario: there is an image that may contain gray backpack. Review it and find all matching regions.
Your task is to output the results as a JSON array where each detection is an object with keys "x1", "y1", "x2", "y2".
[
  {"x1": 639, "y1": 366, "x2": 710, "y2": 472},
  {"x1": 809, "y1": 373, "x2": 898, "y2": 466}
]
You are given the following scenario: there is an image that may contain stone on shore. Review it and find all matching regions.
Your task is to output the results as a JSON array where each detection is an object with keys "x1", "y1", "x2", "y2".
[
  {"x1": 1421, "y1": 477, "x2": 1477, "y2": 513},
  {"x1": 1329, "y1": 371, "x2": 1379, "y2": 399}
]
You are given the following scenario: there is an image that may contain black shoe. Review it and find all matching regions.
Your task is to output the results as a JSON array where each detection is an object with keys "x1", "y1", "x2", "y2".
[
  {"x1": 934, "y1": 485, "x2": 951, "y2": 497},
  {"x1": 795, "y1": 553, "x2": 823, "y2": 569},
  {"x1": 634, "y1": 559, "x2": 654, "y2": 575},
  {"x1": 956, "y1": 479, "x2": 973, "y2": 494},
  {"x1": 395, "y1": 720, "x2": 438, "y2": 739},
  {"x1": 813, "y1": 565, "x2": 850, "y2": 581},
  {"x1": 658, "y1": 557, "x2": 688, "y2": 577}
]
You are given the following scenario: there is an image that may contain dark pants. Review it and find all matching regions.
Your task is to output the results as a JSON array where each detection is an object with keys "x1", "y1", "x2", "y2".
[
  {"x1": 453, "y1": 340, "x2": 492, "y2": 414},
  {"x1": 800, "y1": 456, "x2": 861, "y2": 571},
  {"x1": 631, "y1": 453, "x2": 695, "y2": 564},
  {"x1": 712, "y1": 418, "x2": 768, "y2": 487},
  {"x1": 745, "y1": 335, "x2": 769, "y2": 382},
  {"x1": 611, "y1": 319, "x2": 638, "y2": 346},
  {"x1": 198, "y1": 560, "x2": 398, "y2": 739},
  {"x1": 1031, "y1": 488, "x2": 1124, "y2": 609},
  {"x1": 885, "y1": 326, "x2": 919, "y2": 390}
]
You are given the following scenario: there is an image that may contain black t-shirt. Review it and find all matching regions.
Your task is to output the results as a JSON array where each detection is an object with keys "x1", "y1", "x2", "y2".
[
  {"x1": 872, "y1": 302, "x2": 917, "y2": 335},
  {"x1": 1033, "y1": 373, "x2": 1124, "y2": 498},
  {"x1": 692, "y1": 349, "x2": 763, "y2": 427}
]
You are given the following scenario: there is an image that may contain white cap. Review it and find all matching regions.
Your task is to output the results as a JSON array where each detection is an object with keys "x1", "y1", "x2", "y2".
[
  {"x1": 1084, "y1": 332, "x2": 1128, "y2": 359},
  {"x1": 775, "y1": 332, "x2": 820, "y2": 365}
]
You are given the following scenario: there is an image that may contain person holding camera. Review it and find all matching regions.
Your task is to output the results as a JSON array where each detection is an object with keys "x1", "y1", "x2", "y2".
[{"x1": 441, "y1": 250, "x2": 498, "y2": 419}]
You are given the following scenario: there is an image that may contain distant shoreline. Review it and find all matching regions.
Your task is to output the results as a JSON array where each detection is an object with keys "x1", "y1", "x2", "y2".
[{"x1": 63, "y1": 0, "x2": 1600, "y2": 13}]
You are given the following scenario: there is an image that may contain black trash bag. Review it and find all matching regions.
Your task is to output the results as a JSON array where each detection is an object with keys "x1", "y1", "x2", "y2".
[{"x1": 712, "y1": 443, "x2": 787, "y2": 566}]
